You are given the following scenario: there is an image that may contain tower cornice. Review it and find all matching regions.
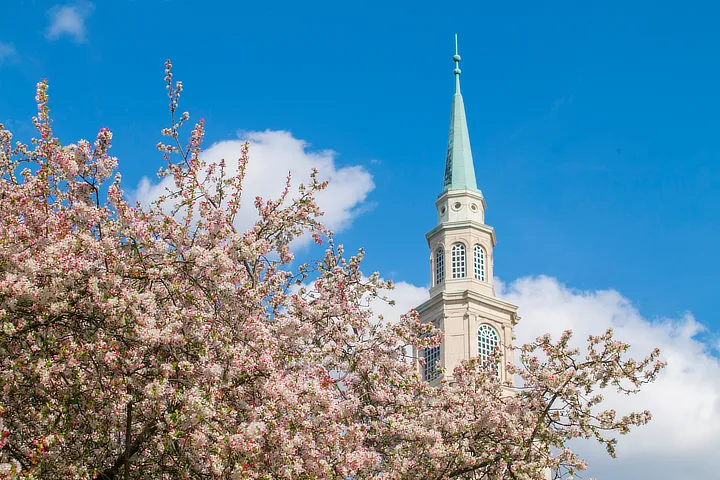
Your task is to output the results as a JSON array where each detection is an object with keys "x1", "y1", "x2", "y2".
[
  {"x1": 437, "y1": 188, "x2": 487, "y2": 210},
  {"x1": 416, "y1": 289, "x2": 520, "y2": 324},
  {"x1": 425, "y1": 221, "x2": 497, "y2": 247}
]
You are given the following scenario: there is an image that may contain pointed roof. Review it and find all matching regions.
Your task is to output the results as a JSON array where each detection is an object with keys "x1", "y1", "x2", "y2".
[{"x1": 442, "y1": 35, "x2": 478, "y2": 192}]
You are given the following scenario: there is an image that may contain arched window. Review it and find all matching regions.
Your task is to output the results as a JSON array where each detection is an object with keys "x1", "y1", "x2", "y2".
[
  {"x1": 451, "y1": 243, "x2": 466, "y2": 278},
  {"x1": 477, "y1": 324, "x2": 500, "y2": 372},
  {"x1": 423, "y1": 344, "x2": 441, "y2": 381},
  {"x1": 473, "y1": 245, "x2": 486, "y2": 281},
  {"x1": 435, "y1": 248, "x2": 444, "y2": 285}
]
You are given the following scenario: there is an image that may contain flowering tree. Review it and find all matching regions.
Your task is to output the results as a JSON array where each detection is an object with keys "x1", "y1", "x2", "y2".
[{"x1": 0, "y1": 63, "x2": 664, "y2": 480}]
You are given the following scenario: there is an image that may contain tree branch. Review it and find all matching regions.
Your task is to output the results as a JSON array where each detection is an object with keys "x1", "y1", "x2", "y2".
[{"x1": 93, "y1": 420, "x2": 156, "y2": 480}]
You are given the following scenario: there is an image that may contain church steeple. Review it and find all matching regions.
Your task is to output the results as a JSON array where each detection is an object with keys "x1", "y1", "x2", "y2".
[
  {"x1": 443, "y1": 35, "x2": 478, "y2": 192},
  {"x1": 415, "y1": 37, "x2": 519, "y2": 387}
]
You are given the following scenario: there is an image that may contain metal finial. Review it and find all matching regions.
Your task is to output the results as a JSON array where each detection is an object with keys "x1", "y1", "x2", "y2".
[
  {"x1": 453, "y1": 34, "x2": 462, "y2": 69},
  {"x1": 453, "y1": 34, "x2": 462, "y2": 93}
]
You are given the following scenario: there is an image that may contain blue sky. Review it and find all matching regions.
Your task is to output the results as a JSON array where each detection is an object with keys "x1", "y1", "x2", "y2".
[
  {"x1": 2, "y1": 2, "x2": 720, "y2": 475},
  {"x1": 2, "y1": 0, "x2": 718, "y2": 326}
]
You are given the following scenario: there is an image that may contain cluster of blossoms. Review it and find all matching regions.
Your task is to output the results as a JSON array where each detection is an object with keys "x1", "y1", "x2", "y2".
[{"x1": 0, "y1": 64, "x2": 664, "y2": 480}]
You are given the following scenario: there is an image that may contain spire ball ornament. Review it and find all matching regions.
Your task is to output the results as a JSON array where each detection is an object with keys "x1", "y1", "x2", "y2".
[
  {"x1": 453, "y1": 33, "x2": 462, "y2": 73},
  {"x1": 453, "y1": 34, "x2": 462, "y2": 91}
]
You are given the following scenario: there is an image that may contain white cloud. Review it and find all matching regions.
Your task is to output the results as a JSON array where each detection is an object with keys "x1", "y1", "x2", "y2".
[
  {"x1": 134, "y1": 130, "x2": 374, "y2": 245},
  {"x1": 290, "y1": 273, "x2": 428, "y2": 325},
  {"x1": 497, "y1": 275, "x2": 720, "y2": 479},
  {"x1": 46, "y1": 2, "x2": 94, "y2": 44},
  {"x1": 370, "y1": 279, "x2": 429, "y2": 325},
  {"x1": 0, "y1": 42, "x2": 17, "y2": 65}
]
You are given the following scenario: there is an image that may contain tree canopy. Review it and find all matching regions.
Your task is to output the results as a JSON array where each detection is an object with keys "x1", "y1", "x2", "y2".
[{"x1": 0, "y1": 63, "x2": 664, "y2": 479}]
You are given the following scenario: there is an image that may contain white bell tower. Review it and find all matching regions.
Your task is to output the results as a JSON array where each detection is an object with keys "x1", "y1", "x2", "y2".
[{"x1": 417, "y1": 36, "x2": 520, "y2": 385}]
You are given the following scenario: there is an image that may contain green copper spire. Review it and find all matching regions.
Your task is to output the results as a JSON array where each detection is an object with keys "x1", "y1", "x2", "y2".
[{"x1": 442, "y1": 34, "x2": 478, "y2": 192}]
